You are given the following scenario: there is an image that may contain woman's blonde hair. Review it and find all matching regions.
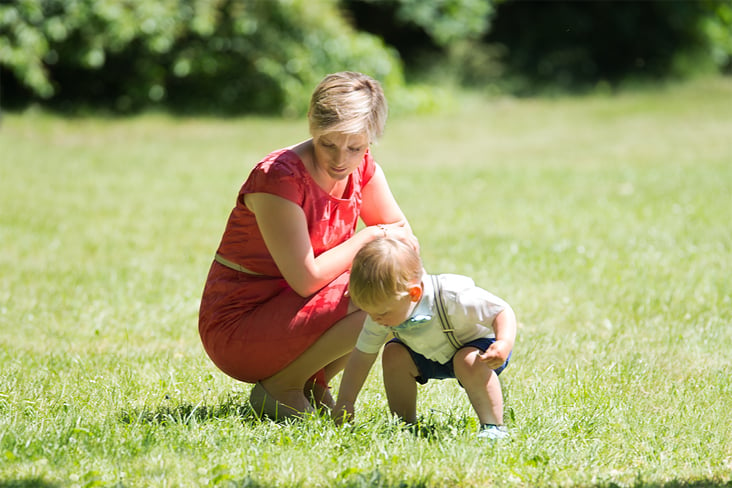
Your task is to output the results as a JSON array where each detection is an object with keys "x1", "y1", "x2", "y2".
[
  {"x1": 349, "y1": 238, "x2": 422, "y2": 311},
  {"x1": 308, "y1": 71, "x2": 387, "y2": 142}
]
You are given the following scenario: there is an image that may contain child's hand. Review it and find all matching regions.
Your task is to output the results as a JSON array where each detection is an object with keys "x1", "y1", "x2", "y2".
[
  {"x1": 332, "y1": 401, "x2": 354, "y2": 426},
  {"x1": 478, "y1": 339, "x2": 511, "y2": 369}
]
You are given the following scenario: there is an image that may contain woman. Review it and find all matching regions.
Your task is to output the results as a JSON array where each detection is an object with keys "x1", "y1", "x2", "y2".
[{"x1": 198, "y1": 72, "x2": 418, "y2": 418}]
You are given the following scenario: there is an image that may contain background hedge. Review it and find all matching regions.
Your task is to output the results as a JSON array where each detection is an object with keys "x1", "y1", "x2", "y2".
[
  {"x1": 1, "y1": 0, "x2": 731, "y2": 114},
  {"x1": 0, "y1": 0, "x2": 407, "y2": 114}
]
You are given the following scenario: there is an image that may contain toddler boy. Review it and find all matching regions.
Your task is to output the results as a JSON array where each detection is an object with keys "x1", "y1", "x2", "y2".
[{"x1": 334, "y1": 238, "x2": 516, "y2": 439}]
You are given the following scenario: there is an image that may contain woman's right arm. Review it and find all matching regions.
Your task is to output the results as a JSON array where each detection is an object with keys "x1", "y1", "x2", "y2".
[{"x1": 245, "y1": 192, "x2": 383, "y2": 297}]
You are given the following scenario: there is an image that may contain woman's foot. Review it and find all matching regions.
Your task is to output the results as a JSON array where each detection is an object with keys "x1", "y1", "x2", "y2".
[{"x1": 249, "y1": 382, "x2": 314, "y2": 420}]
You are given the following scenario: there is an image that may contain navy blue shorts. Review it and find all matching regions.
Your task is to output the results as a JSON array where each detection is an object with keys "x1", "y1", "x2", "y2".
[{"x1": 388, "y1": 337, "x2": 511, "y2": 385}]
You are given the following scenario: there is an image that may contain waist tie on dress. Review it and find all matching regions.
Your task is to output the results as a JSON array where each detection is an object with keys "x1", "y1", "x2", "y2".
[{"x1": 214, "y1": 253, "x2": 265, "y2": 276}]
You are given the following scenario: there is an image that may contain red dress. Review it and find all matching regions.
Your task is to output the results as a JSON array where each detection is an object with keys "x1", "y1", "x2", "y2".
[{"x1": 198, "y1": 148, "x2": 376, "y2": 383}]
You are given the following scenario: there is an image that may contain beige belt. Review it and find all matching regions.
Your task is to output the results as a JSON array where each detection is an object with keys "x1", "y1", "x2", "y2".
[{"x1": 214, "y1": 253, "x2": 265, "y2": 276}]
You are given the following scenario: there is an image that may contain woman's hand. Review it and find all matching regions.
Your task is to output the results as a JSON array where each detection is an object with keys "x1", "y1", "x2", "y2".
[{"x1": 371, "y1": 220, "x2": 420, "y2": 252}]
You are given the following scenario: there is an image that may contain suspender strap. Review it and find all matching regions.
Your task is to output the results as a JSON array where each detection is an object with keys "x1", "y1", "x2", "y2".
[{"x1": 431, "y1": 275, "x2": 463, "y2": 349}]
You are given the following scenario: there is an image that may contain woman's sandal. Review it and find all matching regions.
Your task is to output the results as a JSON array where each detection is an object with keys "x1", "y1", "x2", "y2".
[{"x1": 249, "y1": 382, "x2": 313, "y2": 420}]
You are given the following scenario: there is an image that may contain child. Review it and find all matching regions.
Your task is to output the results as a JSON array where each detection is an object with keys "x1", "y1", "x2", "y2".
[{"x1": 334, "y1": 238, "x2": 516, "y2": 439}]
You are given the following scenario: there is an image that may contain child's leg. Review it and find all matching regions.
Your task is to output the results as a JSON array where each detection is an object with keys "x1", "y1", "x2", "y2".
[
  {"x1": 453, "y1": 347, "x2": 503, "y2": 426},
  {"x1": 382, "y1": 342, "x2": 420, "y2": 423}
]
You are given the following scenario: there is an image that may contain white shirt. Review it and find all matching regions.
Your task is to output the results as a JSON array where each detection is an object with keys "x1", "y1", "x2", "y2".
[{"x1": 355, "y1": 272, "x2": 509, "y2": 364}]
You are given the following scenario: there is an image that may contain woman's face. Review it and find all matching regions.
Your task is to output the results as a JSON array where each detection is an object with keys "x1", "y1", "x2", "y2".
[{"x1": 312, "y1": 131, "x2": 370, "y2": 181}]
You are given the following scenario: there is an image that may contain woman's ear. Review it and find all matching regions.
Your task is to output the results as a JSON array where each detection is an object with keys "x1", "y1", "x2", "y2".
[{"x1": 408, "y1": 285, "x2": 422, "y2": 302}]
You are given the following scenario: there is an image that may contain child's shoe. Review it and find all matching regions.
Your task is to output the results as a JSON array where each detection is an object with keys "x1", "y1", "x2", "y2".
[{"x1": 477, "y1": 424, "x2": 509, "y2": 440}]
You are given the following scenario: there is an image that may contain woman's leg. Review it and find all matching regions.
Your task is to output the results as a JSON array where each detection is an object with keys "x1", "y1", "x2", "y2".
[
  {"x1": 304, "y1": 353, "x2": 351, "y2": 410},
  {"x1": 257, "y1": 308, "x2": 366, "y2": 417},
  {"x1": 381, "y1": 342, "x2": 420, "y2": 423},
  {"x1": 453, "y1": 347, "x2": 503, "y2": 426},
  {"x1": 323, "y1": 354, "x2": 350, "y2": 384}
]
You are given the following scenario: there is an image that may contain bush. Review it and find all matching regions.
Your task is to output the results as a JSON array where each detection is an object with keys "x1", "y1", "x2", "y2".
[{"x1": 0, "y1": 0, "x2": 409, "y2": 115}]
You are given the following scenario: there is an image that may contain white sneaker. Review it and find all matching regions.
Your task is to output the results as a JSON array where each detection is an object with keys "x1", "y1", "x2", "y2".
[{"x1": 477, "y1": 424, "x2": 509, "y2": 440}]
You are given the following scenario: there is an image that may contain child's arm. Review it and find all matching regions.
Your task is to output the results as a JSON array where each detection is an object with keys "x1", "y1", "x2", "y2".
[
  {"x1": 332, "y1": 349, "x2": 378, "y2": 425},
  {"x1": 478, "y1": 306, "x2": 517, "y2": 369}
]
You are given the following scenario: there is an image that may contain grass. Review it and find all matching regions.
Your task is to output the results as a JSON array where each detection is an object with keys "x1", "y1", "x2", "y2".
[{"x1": 1, "y1": 76, "x2": 731, "y2": 487}]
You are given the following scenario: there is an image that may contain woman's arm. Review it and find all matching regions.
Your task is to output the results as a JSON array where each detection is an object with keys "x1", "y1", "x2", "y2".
[
  {"x1": 360, "y1": 164, "x2": 418, "y2": 249},
  {"x1": 245, "y1": 164, "x2": 416, "y2": 297},
  {"x1": 246, "y1": 192, "x2": 384, "y2": 297},
  {"x1": 360, "y1": 164, "x2": 408, "y2": 227}
]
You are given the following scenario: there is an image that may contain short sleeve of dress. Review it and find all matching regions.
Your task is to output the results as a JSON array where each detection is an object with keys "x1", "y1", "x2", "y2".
[
  {"x1": 240, "y1": 150, "x2": 306, "y2": 206},
  {"x1": 360, "y1": 150, "x2": 377, "y2": 187}
]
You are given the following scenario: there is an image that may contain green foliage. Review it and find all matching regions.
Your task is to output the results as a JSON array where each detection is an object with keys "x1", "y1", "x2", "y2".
[
  {"x1": 390, "y1": 0, "x2": 494, "y2": 46},
  {"x1": 3, "y1": 0, "x2": 732, "y2": 111},
  {"x1": 0, "y1": 0, "x2": 409, "y2": 114},
  {"x1": 702, "y1": 0, "x2": 732, "y2": 71},
  {"x1": 343, "y1": 0, "x2": 494, "y2": 49},
  {"x1": 0, "y1": 0, "x2": 54, "y2": 98},
  {"x1": 342, "y1": 0, "x2": 497, "y2": 82}
]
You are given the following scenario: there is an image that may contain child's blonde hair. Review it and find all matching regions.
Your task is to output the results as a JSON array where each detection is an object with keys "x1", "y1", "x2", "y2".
[{"x1": 349, "y1": 238, "x2": 422, "y2": 310}]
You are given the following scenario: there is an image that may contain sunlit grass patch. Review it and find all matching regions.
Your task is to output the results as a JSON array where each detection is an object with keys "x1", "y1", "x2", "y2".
[{"x1": 1, "y1": 77, "x2": 731, "y2": 486}]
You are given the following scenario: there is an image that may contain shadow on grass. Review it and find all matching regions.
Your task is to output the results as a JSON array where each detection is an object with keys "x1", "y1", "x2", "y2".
[
  {"x1": 118, "y1": 397, "x2": 260, "y2": 426},
  {"x1": 210, "y1": 477, "x2": 731, "y2": 488},
  {"x1": 0, "y1": 477, "x2": 727, "y2": 488},
  {"x1": 117, "y1": 396, "x2": 335, "y2": 426},
  {"x1": 0, "y1": 481, "x2": 60, "y2": 488},
  {"x1": 599, "y1": 482, "x2": 731, "y2": 488}
]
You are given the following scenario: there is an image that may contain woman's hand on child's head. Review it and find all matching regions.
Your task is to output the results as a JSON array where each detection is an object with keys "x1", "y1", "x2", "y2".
[
  {"x1": 478, "y1": 339, "x2": 511, "y2": 369},
  {"x1": 380, "y1": 221, "x2": 420, "y2": 252}
]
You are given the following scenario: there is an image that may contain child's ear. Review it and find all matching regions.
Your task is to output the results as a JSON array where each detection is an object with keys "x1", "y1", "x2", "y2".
[{"x1": 408, "y1": 285, "x2": 422, "y2": 302}]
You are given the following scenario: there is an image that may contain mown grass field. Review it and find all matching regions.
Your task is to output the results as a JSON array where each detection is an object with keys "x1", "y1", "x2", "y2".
[{"x1": 1, "y1": 77, "x2": 731, "y2": 487}]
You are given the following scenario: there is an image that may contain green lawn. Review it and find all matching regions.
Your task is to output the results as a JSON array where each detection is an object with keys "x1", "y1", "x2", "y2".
[{"x1": 1, "y1": 77, "x2": 731, "y2": 487}]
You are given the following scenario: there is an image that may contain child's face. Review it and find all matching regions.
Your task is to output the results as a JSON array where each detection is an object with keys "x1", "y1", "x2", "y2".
[{"x1": 361, "y1": 285, "x2": 422, "y2": 327}]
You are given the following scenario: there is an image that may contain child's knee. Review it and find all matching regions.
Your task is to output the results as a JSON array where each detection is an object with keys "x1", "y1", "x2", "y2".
[
  {"x1": 453, "y1": 348, "x2": 494, "y2": 381},
  {"x1": 453, "y1": 347, "x2": 479, "y2": 371}
]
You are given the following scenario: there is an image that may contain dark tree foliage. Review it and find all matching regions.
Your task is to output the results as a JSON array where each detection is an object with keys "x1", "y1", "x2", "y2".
[
  {"x1": 345, "y1": 0, "x2": 732, "y2": 93},
  {"x1": 344, "y1": 0, "x2": 439, "y2": 67},
  {"x1": 483, "y1": 0, "x2": 731, "y2": 92},
  {"x1": 342, "y1": 0, "x2": 495, "y2": 78}
]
